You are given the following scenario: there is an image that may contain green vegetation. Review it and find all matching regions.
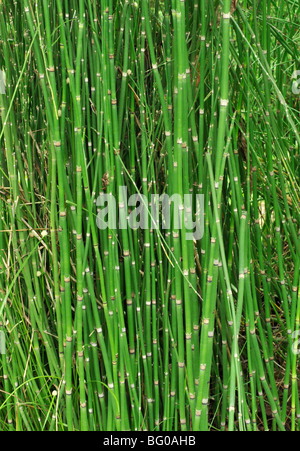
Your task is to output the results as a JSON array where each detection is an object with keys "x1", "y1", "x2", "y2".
[{"x1": 0, "y1": 0, "x2": 299, "y2": 431}]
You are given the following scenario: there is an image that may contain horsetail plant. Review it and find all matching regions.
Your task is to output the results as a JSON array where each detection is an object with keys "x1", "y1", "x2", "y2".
[{"x1": 0, "y1": 0, "x2": 299, "y2": 432}]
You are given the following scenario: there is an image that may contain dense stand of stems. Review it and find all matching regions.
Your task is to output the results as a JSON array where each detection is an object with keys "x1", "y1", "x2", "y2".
[{"x1": 0, "y1": 0, "x2": 299, "y2": 431}]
